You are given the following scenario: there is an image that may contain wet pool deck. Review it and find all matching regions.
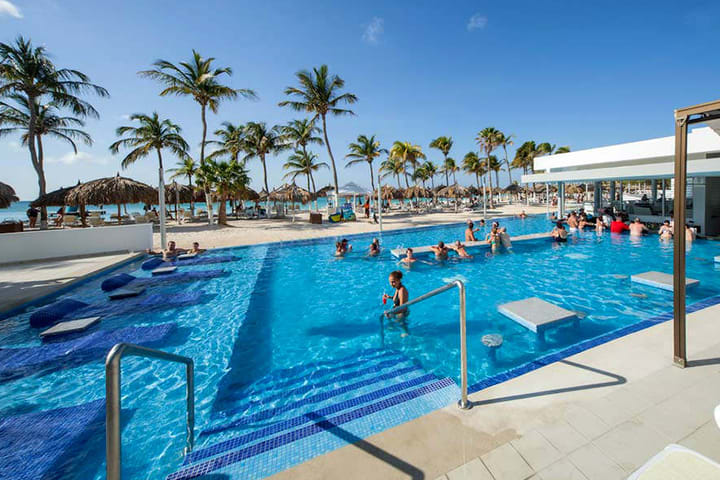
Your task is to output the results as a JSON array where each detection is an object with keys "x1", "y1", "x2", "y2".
[
  {"x1": 269, "y1": 303, "x2": 720, "y2": 480},
  {"x1": 0, "y1": 252, "x2": 142, "y2": 315}
]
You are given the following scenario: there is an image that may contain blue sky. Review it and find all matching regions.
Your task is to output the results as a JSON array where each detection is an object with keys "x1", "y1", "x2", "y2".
[{"x1": 1, "y1": 0, "x2": 719, "y2": 199}]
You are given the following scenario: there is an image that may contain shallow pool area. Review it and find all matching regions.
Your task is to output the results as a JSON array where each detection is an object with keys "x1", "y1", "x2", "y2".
[{"x1": 2, "y1": 214, "x2": 720, "y2": 479}]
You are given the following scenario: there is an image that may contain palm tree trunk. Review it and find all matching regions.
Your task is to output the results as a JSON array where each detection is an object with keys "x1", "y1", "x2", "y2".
[
  {"x1": 28, "y1": 102, "x2": 48, "y2": 229},
  {"x1": 503, "y1": 146, "x2": 512, "y2": 185},
  {"x1": 453, "y1": 170, "x2": 457, "y2": 183},
  {"x1": 261, "y1": 153, "x2": 270, "y2": 213},
  {"x1": 368, "y1": 161, "x2": 375, "y2": 191},
  {"x1": 321, "y1": 114, "x2": 340, "y2": 203},
  {"x1": 187, "y1": 174, "x2": 195, "y2": 216},
  {"x1": 309, "y1": 172, "x2": 318, "y2": 211},
  {"x1": 218, "y1": 195, "x2": 227, "y2": 225},
  {"x1": 199, "y1": 103, "x2": 214, "y2": 225},
  {"x1": 157, "y1": 149, "x2": 167, "y2": 247}
]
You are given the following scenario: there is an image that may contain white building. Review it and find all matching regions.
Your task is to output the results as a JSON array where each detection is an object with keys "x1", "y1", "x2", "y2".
[{"x1": 522, "y1": 125, "x2": 720, "y2": 235}]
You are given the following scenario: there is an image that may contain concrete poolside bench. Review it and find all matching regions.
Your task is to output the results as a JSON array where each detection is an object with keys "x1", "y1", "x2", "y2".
[
  {"x1": 390, "y1": 232, "x2": 551, "y2": 258},
  {"x1": 498, "y1": 297, "x2": 578, "y2": 339},
  {"x1": 630, "y1": 271, "x2": 699, "y2": 291}
]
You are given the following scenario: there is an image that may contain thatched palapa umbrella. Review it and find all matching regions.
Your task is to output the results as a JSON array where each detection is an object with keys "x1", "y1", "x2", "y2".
[
  {"x1": 404, "y1": 185, "x2": 429, "y2": 200},
  {"x1": 237, "y1": 187, "x2": 259, "y2": 201},
  {"x1": 270, "y1": 183, "x2": 312, "y2": 221},
  {"x1": 437, "y1": 183, "x2": 468, "y2": 212},
  {"x1": 67, "y1": 174, "x2": 157, "y2": 224},
  {"x1": 316, "y1": 185, "x2": 334, "y2": 197},
  {"x1": 31, "y1": 184, "x2": 79, "y2": 208},
  {"x1": 0, "y1": 181, "x2": 19, "y2": 209},
  {"x1": 380, "y1": 185, "x2": 401, "y2": 200}
]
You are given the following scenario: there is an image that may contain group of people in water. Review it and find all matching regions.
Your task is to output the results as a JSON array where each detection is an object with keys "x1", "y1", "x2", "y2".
[
  {"x1": 147, "y1": 240, "x2": 205, "y2": 260},
  {"x1": 550, "y1": 208, "x2": 697, "y2": 243}
]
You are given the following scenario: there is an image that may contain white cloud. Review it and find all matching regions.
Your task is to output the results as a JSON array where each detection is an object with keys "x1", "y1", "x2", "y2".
[
  {"x1": 119, "y1": 114, "x2": 131, "y2": 121},
  {"x1": 467, "y1": 13, "x2": 487, "y2": 31},
  {"x1": 46, "y1": 151, "x2": 109, "y2": 166},
  {"x1": 362, "y1": 17, "x2": 384, "y2": 45},
  {"x1": 0, "y1": 0, "x2": 22, "y2": 18}
]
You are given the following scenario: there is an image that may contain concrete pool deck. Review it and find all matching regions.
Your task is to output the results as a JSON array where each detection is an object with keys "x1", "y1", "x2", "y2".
[
  {"x1": 0, "y1": 252, "x2": 142, "y2": 315},
  {"x1": 269, "y1": 302, "x2": 720, "y2": 480}
]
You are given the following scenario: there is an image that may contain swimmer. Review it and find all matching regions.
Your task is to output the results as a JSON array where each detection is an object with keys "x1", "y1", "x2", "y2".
[
  {"x1": 596, "y1": 219, "x2": 605, "y2": 234},
  {"x1": 146, "y1": 240, "x2": 186, "y2": 260},
  {"x1": 498, "y1": 227, "x2": 512, "y2": 249},
  {"x1": 341, "y1": 239, "x2": 352, "y2": 252},
  {"x1": 486, "y1": 226, "x2": 500, "y2": 251},
  {"x1": 369, "y1": 238, "x2": 380, "y2": 256},
  {"x1": 479, "y1": 219, "x2": 486, "y2": 227},
  {"x1": 382, "y1": 270, "x2": 410, "y2": 336},
  {"x1": 629, "y1": 218, "x2": 648, "y2": 236},
  {"x1": 658, "y1": 220, "x2": 672, "y2": 240},
  {"x1": 685, "y1": 224, "x2": 696, "y2": 243},
  {"x1": 334, "y1": 241, "x2": 345, "y2": 257},
  {"x1": 430, "y1": 241, "x2": 449, "y2": 259},
  {"x1": 450, "y1": 240, "x2": 473, "y2": 259},
  {"x1": 566, "y1": 211, "x2": 579, "y2": 231},
  {"x1": 518, "y1": 210, "x2": 527, "y2": 219},
  {"x1": 551, "y1": 222, "x2": 568, "y2": 242},
  {"x1": 189, "y1": 241, "x2": 205, "y2": 254},
  {"x1": 465, "y1": 221, "x2": 479, "y2": 241},
  {"x1": 401, "y1": 247, "x2": 417, "y2": 264}
]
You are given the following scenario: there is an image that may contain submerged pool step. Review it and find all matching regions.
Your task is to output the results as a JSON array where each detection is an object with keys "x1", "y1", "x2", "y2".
[
  {"x1": 187, "y1": 373, "x2": 440, "y2": 465},
  {"x1": 168, "y1": 377, "x2": 457, "y2": 480}
]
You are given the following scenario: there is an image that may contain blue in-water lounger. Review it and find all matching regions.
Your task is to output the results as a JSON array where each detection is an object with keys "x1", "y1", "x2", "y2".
[
  {"x1": 0, "y1": 399, "x2": 106, "y2": 480},
  {"x1": 101, "y1": 269, "x2": 227, "y2": 292},
  {"x1": 141, "y1": 254, "x2": 241, "y2": 270},
  {"x1": 30, "y1": 291, "x2": 204, "y2": 328},
  {"x1": 0, "y1": 323, "x2": 177, "y2": 380}
]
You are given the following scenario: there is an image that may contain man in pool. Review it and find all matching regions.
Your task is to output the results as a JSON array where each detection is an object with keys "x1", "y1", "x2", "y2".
[
  {"x1": 147, "y1": 240, "x2": 186, "y2": 260},
  {"x1": 382, "y1": 270, "x2": 409, "y2": 336},
  {"x1": 401, "y1": 247, "x2": 417, "y2": 264},
  {"x1": 450, "y1": 240, "x2": 473, "y2": 258},
  {"x1": 566, "y1": 211, "x2": 579, "y2": 230},
  {"x1": 189, "y1": 242, "x2": 205, "y2": 254},
  {"x1": 430, "y1": 241, "x2": 449, "y2": 259},
  {"x1": 628, "y1": 218, "x2": 648, "y2": 236},
  {"x1": 465, "y1": 221, "x2": 479, "y2": 241},
  {"x1": 551, "y1": 222, "x2": 568, "y2": 242}
]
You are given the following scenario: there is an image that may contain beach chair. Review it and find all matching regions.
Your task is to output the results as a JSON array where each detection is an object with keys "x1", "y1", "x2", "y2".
[
  {"x1": 88, "y1": 216, "x2": 105, "y2": 227},
  {"x1": 134, "y1": 214, "x2": 148, "y2": 224}
]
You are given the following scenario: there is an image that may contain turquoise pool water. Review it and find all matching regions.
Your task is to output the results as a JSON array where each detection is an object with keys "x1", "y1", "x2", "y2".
[{"x1": 2, "y1": 215, "x2": 720, "y2": 479}]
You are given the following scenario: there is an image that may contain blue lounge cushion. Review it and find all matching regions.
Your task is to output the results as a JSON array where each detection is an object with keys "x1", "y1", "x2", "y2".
[
  {"x1": 29, "y1": 299, "x2": 89, "y2": 329},
  {"x1": 141, "y1": 256, "x2": 165, "y2": 270},
  {"x1": 101, "y1": 273, "x2": 135, "y2": 292}
]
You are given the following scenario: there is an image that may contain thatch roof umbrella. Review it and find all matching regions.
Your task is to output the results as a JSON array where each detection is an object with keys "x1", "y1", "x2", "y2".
[
  {"x1": 237, "y1": 187, "x2": 259, "y2": 201},
  {"x1": 404, "y1": 185, "x2": 429, "y2": 199},
  {"x1": 31, "y1": 183, "x2": 79, "y2": 208},
  {"x1": 467, "y1": 185, "x2": 480, "y2": 196},
  {"x1": 67, "y1": 174, "x2": 157, "y2": 224},
  {"x1": 316, "y1": 185, "x2": 334, "y2": 197},
  {"x1": 270, "y1": 183, "x2": 312, "y2": 221},
  {"x1": 258, "y1": 188, "x2": 270, "y2": 201},
  {"x1": 438, "y1": 183, "x2": 468, "y2": 212},
  {"x1": 0, "y1": 181, "x2": 19, "y2": 209},
  {"x1": 380, "y1": 185, "x2": 400, "y2": 200}
]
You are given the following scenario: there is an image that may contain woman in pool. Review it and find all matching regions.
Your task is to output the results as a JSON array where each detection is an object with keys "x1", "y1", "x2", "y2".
[
  {"x1": 368, "y1": 238, "x2": 380, "y2": 256},
  {"x1": 486, "y1": 226, "x2": 501, "y2": 252},
  {"x1": 383, "y1": 270, "x2": 410, "y2": 336},
  {"x1": 658, "y1": 220, "x2": 672, "y2": 240},
  {"x1": 551, "y1": 222, "x2": 568, "y2": 243},
  {"x1": 595, "y1": 218, "x2": 605, "y2": 234}
]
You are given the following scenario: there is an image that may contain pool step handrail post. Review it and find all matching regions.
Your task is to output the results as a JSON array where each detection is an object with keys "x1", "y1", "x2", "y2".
[
  {"x1": 105, "y1": 343, "x2": 195, "y2": 480},
  {"x1": 381, "y1": 280, "x2": 471, "y2": 410}
]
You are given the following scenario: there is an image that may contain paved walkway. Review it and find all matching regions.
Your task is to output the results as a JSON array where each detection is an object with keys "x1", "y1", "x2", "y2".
[
  {"x1": 0, "y1": 252, "x2": 141, "y2": 314},
  {"x1": 270, "y1": 303, "x2": 720, "y2": 480}
]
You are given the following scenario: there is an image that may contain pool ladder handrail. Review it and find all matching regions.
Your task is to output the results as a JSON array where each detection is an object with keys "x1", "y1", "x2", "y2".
[
  {"x1": 105, "y1": 343, "x2": 195, "y2": 480},
  {"x1": 381, "y1": 280, "x2": 471, "y2": 410}
]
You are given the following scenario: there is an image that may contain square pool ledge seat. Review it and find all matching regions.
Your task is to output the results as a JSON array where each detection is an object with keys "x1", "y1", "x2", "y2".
[
  {"x1": 631, "y1": 271, "x2": 699, "y2": 292},
  {"x1": 40, "y1": 316, "x2": 101, "y2": 338},
  {"x1": 152, "y1": 266, "x2": 178, "y2": 276},
  {"x1": 498, "y1": 297, "x2": 578, "y2": 341},
  {"x1": 714, "y1": 255, "x2": 720, "y2": 264}
]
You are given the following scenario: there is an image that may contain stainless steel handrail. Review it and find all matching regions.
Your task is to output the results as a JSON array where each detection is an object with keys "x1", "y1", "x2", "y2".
[
  {"x1": 105, "y1": 343, "x2": 195, "y2": 480},
  {"x1": 381, "y1": 280, "x2": 471, "y2": 409}
]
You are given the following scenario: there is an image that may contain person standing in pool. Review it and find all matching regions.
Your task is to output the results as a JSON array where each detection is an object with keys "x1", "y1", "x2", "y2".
[
  {"x1": 658, "y1": 220, "x2": 672, "y2": 240},
  {"x1": 629, "y1": 218, "x2": 648, "y2": 236},
  {"x1": 369, "y1": 238, "x2": 380, "y2": 256},
  {"x1": 465, "y1": 221, "x2": 479, "y2": 241},
  {"x1": 551, "y1": 222, "x2": 568, "y2": 242},
  {"x1": 450, "y1": 241, "x2": 473, "y2": 258},
  {"x1": 401, "y1": 248, "x2": 417, "y2": 265},
  {"x1": 383, "y1": 270, "x2": 410, "y2": 336}
]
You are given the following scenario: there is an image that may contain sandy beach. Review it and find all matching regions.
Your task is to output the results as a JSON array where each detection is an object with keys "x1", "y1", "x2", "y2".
[{"x1": 152, "y1": 203, "x2": 551, "y2": 249}]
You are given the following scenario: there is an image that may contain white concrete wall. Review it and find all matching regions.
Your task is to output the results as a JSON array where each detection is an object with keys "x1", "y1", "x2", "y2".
[{"x1": 0, "y1": 224, "x2": 152, "y2": 264}]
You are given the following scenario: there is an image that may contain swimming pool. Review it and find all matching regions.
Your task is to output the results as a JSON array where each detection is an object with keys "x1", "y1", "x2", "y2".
[{"x1": 2, "y1": 215, "x2": 720, "y2": 479}]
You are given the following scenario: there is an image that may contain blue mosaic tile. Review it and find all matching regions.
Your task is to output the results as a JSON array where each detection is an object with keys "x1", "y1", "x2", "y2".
[
  {"x1": 188, "y1": 373, "x2": 438, "y2": 464},
  {"x1": 167, "y1": 378, "x2": 456, "y2": 480},
  {"x1": 0, "y1": 399, "x2": 105, "y2": 480},
  {"x1": 205, "y1": 363, "x2": 423, "y2": 434}
]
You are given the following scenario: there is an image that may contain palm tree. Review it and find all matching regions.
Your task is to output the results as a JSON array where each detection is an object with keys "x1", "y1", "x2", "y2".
[
  {"x1": 345, "y1": 134, "x2": 387, "y2": 191},
  {"x1": 488, "y1": 155, "x2": 502, "y2": 191},
  {"x1": 444, "y1": 157, "x2": 459, "y2": 184},
  {"x1": 379, "y1": 155, "x2": 405, "y2": 188},
  {"x1": 555, "y1": 145, "x2": 571, "y2": 154},
  {"x1": 197, "y1": 159, "x2": 249, "y2": 225},
  {"x1": 109, "y1": 113, "x2": 189, "y2": 246},
  {"x1": 430, "y1": 136, "x2": 453, "y2": 185},
  {"x1": 243, "y1": 122, "x2": 286, "y2": 210},
  {"x1": 281, "y1": 118, "x2": 323, "y2": 155},
  {"x1": 1, "y1": 95, "x2": 93, "y2": 167},
  {"x1": 206, "y1": 122, "x2": 245, "y2": 164},
  {"x1": 283, "y1": 149, "x2": 329, "y2": 209},
  {"x1": 169, "y1": 156, "x2": 199, "y2": 215},
  {"x1": 139, "y1": 50, "x2": 256, "y2": 224},
  {"x1": 279, "y1": 65, "x2": 357, "y2": 199},
  {"x1": 462, "y1": 152, "x2": 485, "y2": 190},
  {"x1": 497, "y1": 132, "x2": 514, "y2": 184},
  {"x1": 422, "y1": 161, "x2": 438, "y2": 193},
  {"x1": 390, "y1": 141, "x2": 425, "y2": 187},
  {"x1": 476, "y1": 127, "x2": 503, "y2": 208},
  {"x1": 0, "y1": 36, "x2": 108, "y2": 228}
]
